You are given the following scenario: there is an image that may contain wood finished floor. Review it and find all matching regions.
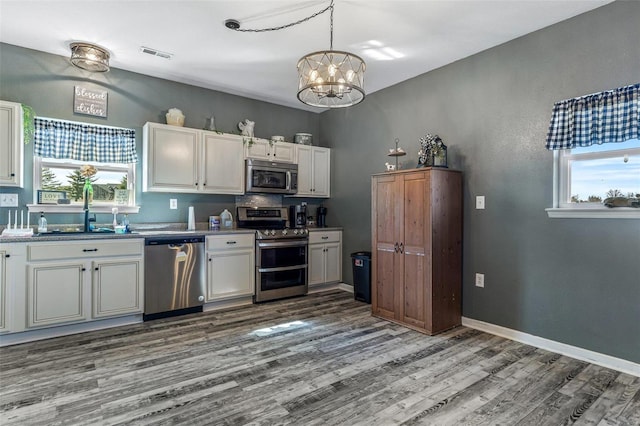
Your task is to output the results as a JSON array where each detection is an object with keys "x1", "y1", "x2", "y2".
[{"x1": 1, "y1": 290, "x2": 638, "y2": 426}]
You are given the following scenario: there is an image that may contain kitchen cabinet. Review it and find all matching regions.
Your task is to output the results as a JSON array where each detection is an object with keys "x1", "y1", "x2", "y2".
[
  {"x1": 371, "y1": 168, "x2": 462, "y2": 335},
  {"x1": 0, "y1": 248, "x2": 8, "y2": 332},
  {"x1": 206, "y1": 233, "x2": 255, "y2": 301},
  {"x1": 308, "y1": 230, "x2": 342, "y2": 287},
  {"x1": 0, "y1": 100, "x2": 24, "y2": 187},
  {"x1": 295, "y1": 145, "x2": 330, "y2": 197},
  {"x1": 24, "y1": 239, "x2": 144, "y2": 329},
  {"x1": 143, "y1": 122, "x2": 244, "y2": 194},
  {"x1": 245, "y1": 138, "x2": 295, "y2": 163}
]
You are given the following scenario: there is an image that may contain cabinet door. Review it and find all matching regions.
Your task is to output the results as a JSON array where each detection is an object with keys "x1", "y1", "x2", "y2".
[
  {"x1": 27, "y1": 262, "x2": 86, "y2": 327},
  {"x1": 400, "y1": 172, "x2": 429, "y2": 329},
  {"x1": 324, "y1": 242, "x2": 342, "y2": 283},
  {"x1": 92, "y1": 258, "x2": 143, "y2": 318},
  {"x1": 311, "y1": 147, "x2": 330, "y2": 197},
  {"x1": 371, "y1": 174, "x2": 402, "y2": 321},
  {"x1": 295, "y1": 145, "x2": 313, "y2": 196},
  {"x1": 0, "y1": 250, "x2": 6, "y2": 332},
  {"x1": 308, "y1": 244, "x2": 326, "y2": 286},
  {"x1": 202, "y1": 132, "x2": 245, "y2": 194},
  {"x1": 245, "y1": 139, "x2": 271, "y2": 160},
  {"x1": 207, "y1": 249, "x2": 254, "y2": 301},
  {"x1": 271, "y1": 142, "x2": 295, "y2": 163},
  {"x1": 0, "y1": 100, "x2": 23, "y2": 187},
  {"x1": 143, "y1": 123, "x2": 199, "y2": 192}
]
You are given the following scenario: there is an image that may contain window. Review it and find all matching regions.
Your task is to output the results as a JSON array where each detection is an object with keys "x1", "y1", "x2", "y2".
[
  {"x1": 30, "y1": 117, "x2": 138, "y2": 213},
  {"x1": 556, "y1": 139, "x2": 640, "y2": 208},
  {"x1": 545, "y1": 84, "x2": 639, "y2": 218},
  {"x1": 33, "y1": 157, "x2": 135, "y2": 207}
]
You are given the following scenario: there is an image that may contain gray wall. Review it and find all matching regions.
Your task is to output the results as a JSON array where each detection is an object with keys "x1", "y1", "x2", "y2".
[
  {"x1": 0, "y1": 43, "x2": 321, "y2": 225},
  {"x1": 322, "y1": 1, "x2": 640, "y2": 363}
]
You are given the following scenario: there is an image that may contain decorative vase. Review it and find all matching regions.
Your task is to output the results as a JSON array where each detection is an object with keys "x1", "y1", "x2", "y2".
[
  {"x1": 166, "y1": 108, "x2": 185, "y2": 126},
  {"x1": 83, "y1": 179, "x2": 94, "y2": 205}
]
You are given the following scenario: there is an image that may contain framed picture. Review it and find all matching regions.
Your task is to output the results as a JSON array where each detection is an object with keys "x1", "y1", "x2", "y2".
[
  {"x1": 37, "y1": 190, "x2": 67, "y2": 204},
  {"x1": 114, "y1": 189, "x2": 129, "y2": 205}
]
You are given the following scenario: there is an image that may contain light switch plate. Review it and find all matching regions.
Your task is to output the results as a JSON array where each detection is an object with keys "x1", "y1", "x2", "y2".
[
  {"x1": 476, "y1": 195, "x2": 485, "y2": 209},
  {"x1": 0, "y1": 193, "x2": 19, "y2": 207},
  {"x1": 170, "y1": 198, "x2": 178, "y2": 209}
]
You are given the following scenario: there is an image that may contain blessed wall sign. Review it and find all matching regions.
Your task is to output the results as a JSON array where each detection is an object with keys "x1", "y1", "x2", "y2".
[{"x1": 73, "y1": 86, "x2": 108, "y2": 117}]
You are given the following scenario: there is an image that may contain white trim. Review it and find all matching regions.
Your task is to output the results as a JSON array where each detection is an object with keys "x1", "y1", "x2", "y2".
[
  {"x1": 546, "y1": 207, "x2": 639, "y2": 219},
  {"x1": 462, "y1": 317, "x2": 640, "y2": 377},
  {"x1": 337, "y1": 283, "x2": 354, "y2": 293},
  {"x1": 0, "y1": 315, "x2": 141, "y2": 347}
]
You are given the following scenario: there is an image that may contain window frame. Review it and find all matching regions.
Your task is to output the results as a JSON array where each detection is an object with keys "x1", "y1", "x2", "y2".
[
  {"x1": 547, "y1": 143, "x2": 640, "y2": 219},
  {"x1": 29, "y1": 156, "x2": 139, "y2": 214}
]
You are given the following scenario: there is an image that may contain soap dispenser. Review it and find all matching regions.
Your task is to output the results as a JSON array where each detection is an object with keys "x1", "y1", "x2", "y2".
[{"x1": 220, "y1": 209, "x2": 233, "y2": 229}]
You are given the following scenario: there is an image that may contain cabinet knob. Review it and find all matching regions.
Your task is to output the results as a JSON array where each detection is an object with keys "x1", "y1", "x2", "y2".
[
  {"x1": 4, "y1": 254, "x2": 10, "y2": 258},
  {"x1": 10, "y1": 173, "x2": 15, "y2": 177},
  {"x1": 82, "y1": 267, "x2": 86, "y2": 271},
  {"x1": 95, "y1": 267, "x2": 99, "y2": 271}
]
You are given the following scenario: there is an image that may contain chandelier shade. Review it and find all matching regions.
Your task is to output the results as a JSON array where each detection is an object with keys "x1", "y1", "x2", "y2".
[
  {"x1": 70, "y1": 42, "x2": 110, "y2": 72},
  {"x1": 297, "y1": 49, "x2": 366, "y2": 108}
]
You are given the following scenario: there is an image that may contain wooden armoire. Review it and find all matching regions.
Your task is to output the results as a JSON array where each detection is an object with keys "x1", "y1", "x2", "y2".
[{"x1": 371, "y1": 168, "x2": 462, "y2": 335}]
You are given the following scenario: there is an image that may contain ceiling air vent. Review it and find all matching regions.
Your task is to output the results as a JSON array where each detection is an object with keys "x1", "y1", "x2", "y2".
[{"x1": 140, "y1": 46, "x2": 173, "y2": 60}]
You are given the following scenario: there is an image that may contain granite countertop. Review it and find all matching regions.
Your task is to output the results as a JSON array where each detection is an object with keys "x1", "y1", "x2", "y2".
[{"x1": 0, "y1": 224, "x2": 255, "y2": 244}]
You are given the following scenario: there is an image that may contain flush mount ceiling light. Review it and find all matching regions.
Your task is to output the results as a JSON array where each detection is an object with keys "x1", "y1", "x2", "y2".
[
  {"x1": 69, "y1": 42, "x2": 110, "y2": 72},
  {"x1": 225, "y1": 0, "x2": 365, "y2": 108}
]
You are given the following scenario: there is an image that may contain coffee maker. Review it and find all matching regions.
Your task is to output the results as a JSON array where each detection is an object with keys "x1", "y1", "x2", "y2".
[
  {"x1": 289, "y1": 204, "x2": 306, "y2": 228},
  {"x1": 316, "y1": 205, "x2": 327, "y2": 228}
]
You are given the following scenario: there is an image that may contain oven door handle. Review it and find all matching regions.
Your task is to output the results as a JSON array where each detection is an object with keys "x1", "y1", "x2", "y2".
[
  {"x1": 258, "y1": 264, "x2": 308, "y2": 273},
  {"x1": 257, "y1": 240, "x2": 307, "y2": 248}
]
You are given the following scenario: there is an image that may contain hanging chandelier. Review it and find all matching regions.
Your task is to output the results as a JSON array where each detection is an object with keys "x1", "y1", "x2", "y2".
[
  {"x1": 225, "y1": 0, "x2": 366, "y2": 108},
  {"x1": 70, "y1": 42, "x2": 110, "y2": 72}
]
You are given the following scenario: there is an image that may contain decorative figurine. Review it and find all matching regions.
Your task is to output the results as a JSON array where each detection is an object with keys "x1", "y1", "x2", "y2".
[
  {"x1": 166, "y1": 108, "x2": 185, "y2": 126},
  {"x1": 418, "y1": 134, "x2": 448, "y2": 168},
  {"x1": 238, "y1": 119, "x2": 255, "y2": 137}
]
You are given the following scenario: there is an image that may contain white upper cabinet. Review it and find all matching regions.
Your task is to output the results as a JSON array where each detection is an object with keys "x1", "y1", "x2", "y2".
[
  {"x1": 295, "y1": 145, "x2": 330, "y2": 198},
  {"x1": 245, "y1": 138, "x2": 295, "y2": 163},
  {"x1": 0, "y1": 100, "x2": 24, "y2": 188},
  {"x1": 143, "y1": 123, "x2": 244, "y2": 194}
]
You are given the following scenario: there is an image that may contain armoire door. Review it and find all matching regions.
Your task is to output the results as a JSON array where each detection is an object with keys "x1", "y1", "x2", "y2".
[
  {"x1": 400, "y1": 172, "x2": 430, "y2": 330},
  {"x1": 371, "y1": 174, "x2": 401, "y2": 320}
]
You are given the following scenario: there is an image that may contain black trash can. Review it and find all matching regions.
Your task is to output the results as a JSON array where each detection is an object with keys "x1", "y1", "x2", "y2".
[{"x1": 351, "y1": 251, "x2": 372, "y2": 303}]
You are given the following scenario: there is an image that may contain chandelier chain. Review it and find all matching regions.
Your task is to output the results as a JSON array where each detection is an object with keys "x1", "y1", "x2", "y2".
[{"x1": 230, "y1": 0, "x2": 335, "y2": 36}]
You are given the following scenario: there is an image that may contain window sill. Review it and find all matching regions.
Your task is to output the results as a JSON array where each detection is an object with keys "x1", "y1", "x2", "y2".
[
  {"x1": 27, "y1": 204, "x2": 140, "y2": 214},
  {"x1": 546, "y1": 208, "x2": 640, "y2": 219}
]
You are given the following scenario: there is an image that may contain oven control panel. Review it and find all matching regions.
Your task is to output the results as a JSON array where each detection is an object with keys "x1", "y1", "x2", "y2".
[{"x1": 256, "y1": 228, "x2": 308, "y2": 240}]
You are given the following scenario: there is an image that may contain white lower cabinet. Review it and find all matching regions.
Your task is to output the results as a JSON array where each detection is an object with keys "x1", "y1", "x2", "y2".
[
  {"x1": 308, "y1": 230, "x2": 342, "y2": 287},
  {"x1": 92, "y1": 258, "x2": 143, "y2": 318},
  {"x1": 23, "y1": 239, "x2": 144, "y2": 330},
  {"x1": 0, "y1": 249, "x2": 8, "y2": 332},
  {"x1": 206, "y1": 234, "x2": 255, "y2": 301}
]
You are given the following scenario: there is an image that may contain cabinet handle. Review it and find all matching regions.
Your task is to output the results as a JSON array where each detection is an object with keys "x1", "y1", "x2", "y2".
[
  {"x1": 4, "y1": 254, "x2": 10, "y2": 258},
  {"x1": 399, "y1": 242, "x2": 404, "y2": 254},
  {"x1": 203, "y1": 182, "x2": 206, "y2": 186},
  {"x1": 82, "y1": 248, "x2": 98, "y2": 252},
  {"x1": 321, "y1": 236, "x2": 329, "y2": 240},
  {"x1": 393, "y1": 242, "x2": 398, "y2": 253},
  {"x1": 226, "y1": 241, "x2": 237, "y2": 245},
  {"x1": 10, "y1": 173, "x2": 15, "y2": 177},
  {"x1": 208, "y1": 258, "x2": 212, "y2": 261},
  {"x1": 82, "y1": 268, "x2": 86, "y2": 271},
  {"x1": 95, "y1": 267, "x2": 99, "y2": 271},
  {"x1": 195, "y1": 182, "x2": 199, "y2": 186}
]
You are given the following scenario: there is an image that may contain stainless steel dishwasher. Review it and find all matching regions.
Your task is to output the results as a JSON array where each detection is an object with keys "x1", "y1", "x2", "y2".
[{"x1": 143, "y1": 235, "x2": 206, "y2": 320}]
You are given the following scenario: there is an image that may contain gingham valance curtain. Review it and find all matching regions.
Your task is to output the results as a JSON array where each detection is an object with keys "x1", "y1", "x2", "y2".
[
  {"x1": 34, "y1": 117, "x2": 138, "y2": 163},
  {"x1": 545, "y1": 83, "x2": 640, "y2": 150}
]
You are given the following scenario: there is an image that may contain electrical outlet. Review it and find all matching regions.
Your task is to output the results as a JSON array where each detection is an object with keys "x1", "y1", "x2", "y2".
[
  {"x1": 476, "y1": 195, "x2": 485, "y2": 209},
  {"x1": 0, "y1": 193, "x2": 19, "y2": 207},
  {"x1": 475, "y1": 273, "x2": 485, "y2": 288},
  {"x1": 170, "y1": 199, "x2": 178, "y2": 209}
]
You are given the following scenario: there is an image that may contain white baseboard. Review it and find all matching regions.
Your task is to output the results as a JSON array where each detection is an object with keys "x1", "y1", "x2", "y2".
[
  {"x1": 462, "y1": 317, "x2": 640, "y2": 377},
  {"x1": 337, "y1": 283, "x2": 353, "y2": 293}
]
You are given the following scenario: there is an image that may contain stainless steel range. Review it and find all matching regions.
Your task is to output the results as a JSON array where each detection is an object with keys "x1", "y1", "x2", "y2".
[{"x1": 237, "y1": 206, "x2": 308, "y2": 302}]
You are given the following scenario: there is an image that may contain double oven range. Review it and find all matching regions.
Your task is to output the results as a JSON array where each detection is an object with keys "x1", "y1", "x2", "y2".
[{"x1": 237, "y1": 207, "x2": 308, "y2": 303}]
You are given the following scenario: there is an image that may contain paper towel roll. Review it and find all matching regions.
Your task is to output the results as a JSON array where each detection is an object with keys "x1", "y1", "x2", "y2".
[{"x1": 187, "y1": 206, "x2": 196, "y2": 231}]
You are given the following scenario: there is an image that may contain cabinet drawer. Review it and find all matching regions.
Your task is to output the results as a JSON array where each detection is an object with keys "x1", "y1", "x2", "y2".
[
  {"x1": 309, "y1": 230, "x2": 341, "y2": 244},
  {"x1": 206, "y1": 233, "x2": 254, "y2": 250},
  {"x1": 27, "y1": 239, "x2": 144, "y2": 261}
]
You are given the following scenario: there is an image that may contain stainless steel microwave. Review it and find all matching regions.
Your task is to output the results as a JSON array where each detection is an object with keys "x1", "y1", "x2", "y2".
[{"x1": 246, "y1": 159, "x2": 298, "y2": 195}]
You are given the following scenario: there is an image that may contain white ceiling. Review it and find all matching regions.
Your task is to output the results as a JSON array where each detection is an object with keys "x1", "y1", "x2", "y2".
[{"x1": 0, "y1": 0, "x2": 612, "y2": 112}]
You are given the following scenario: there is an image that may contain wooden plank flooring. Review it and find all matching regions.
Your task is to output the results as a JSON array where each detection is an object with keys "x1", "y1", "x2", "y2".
[{"x1": 0, "y1": 290, "x2": 638, "y2": 425}]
